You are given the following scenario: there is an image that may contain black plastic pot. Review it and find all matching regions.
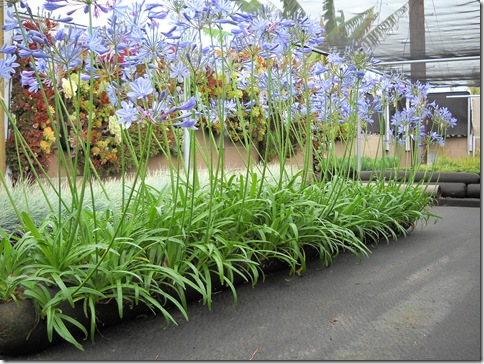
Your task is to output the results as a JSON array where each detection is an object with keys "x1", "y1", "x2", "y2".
[
  {"x1": 0, "y1": 242, "x2": 392, "y2": 356},
  {"x1": 0, "y1": 262, "x2": 263, "y2": 356},
  {"x1": 0, "y1": 289, "x2": 154, "y2": 356}
]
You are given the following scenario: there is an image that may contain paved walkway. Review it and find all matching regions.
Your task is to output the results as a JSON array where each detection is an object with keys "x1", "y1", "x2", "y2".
[{"x1": 1, "y1": 206, "x2": 481, "y2": 361}]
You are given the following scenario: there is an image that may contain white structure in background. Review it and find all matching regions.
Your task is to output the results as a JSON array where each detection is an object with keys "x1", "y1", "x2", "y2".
[{"x1": 427, "y1": 86, "x2": 479, "y2": 163}]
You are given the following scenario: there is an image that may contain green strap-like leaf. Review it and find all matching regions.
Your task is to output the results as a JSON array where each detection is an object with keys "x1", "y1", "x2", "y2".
[{"x1": 21, "y1": 212, "x2": 43, "y2": 241}]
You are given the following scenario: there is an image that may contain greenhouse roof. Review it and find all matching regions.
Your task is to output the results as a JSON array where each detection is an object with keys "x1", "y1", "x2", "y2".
[
  {"x1": 294, "y1": 0, "x2": 480, "y2": 87},
  {"x1": 17, "y1": 0, "x2": 481, "y2": 87}
]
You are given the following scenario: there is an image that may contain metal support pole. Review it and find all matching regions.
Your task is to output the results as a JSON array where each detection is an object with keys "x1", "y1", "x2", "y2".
[
  {"x1": 467, "y1": 97, "x2": 471, "y2": 154},
  {"x1": 356, "y1": 117, "x2": 362, "y2": 173},
  {"x1": 385, "y1": 104, "x2": 390, "y2": 151},
  {"x1": 183, "y1": 77, "x2": 191, "y2": 175},
  {"x1": 184, "y1": 126, "x2": 190, "y2": 172}
]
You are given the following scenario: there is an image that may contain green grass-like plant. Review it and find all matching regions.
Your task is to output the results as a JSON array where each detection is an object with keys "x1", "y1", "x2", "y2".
[
  {"x1": 0, "y1": 167, "x2": 435, "y2": 350},
  {"x1": 418, "y1": 154, "x2": 480, "y2": 173}
]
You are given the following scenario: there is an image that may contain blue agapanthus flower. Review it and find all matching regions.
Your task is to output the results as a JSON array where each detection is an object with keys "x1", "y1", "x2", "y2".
[
  {"x1": 116, "y1": 101, "x2": 140, "y2": 129},
  {"x1": 20, "y1": 70, "x2": 40, "y2": 93},
  {"x1": 81, "y1": 28, "x2": 109, "y2": 55},
  {"x1": 2, "y1": 10, "x2": 20, "y2": 31},
  {"x1": 169, "y1": 61, "x2": 190, "y2": 83},
  {"x1": 173, "y1": 118, "x2": 198, "y2": 130},
  {"x1": 0, "y1": 54, "x2": 19, "y2": 80},
  {"x1": 127, "y1": 77, "x2": 154, "y2": 101}
]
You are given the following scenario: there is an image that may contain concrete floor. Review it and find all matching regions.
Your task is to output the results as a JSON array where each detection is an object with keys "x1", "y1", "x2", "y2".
[{"x1": 1, "y1": 206, "x2": 481, "y2": 361}]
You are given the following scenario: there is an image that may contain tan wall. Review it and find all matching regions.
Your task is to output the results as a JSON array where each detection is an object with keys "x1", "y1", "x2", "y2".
[
  {"x1": 46, "y1": 148, "x2": 180, "y2": 179},
  {"x1": 45, "y1": 131, "x2": 273, "y2": 179},
  {"x1": 332, "y1": 134, "x2": 413, "y2": 168},
  {"x1": 474, "y1": 137, "x2": 480, "y2": 153},
  {"x1": 267, "y1": 146, "x2": 312, "y2": 175},
  {"x1": 472, "y1": 97, "x2": 480, "y2": 137},
  {"x1": 13, "y1": 132, "x2": 383, "y2": 179},
  {"x1": 428, "y1": 138, "x2": 470, "y2": 160},
  {"x1": 38, "y1": 132, "x2": 479, "y2": 179},
  {"x1": 472, "y1": 97, "x2": 480, "y2": 153},
  {"x1": 46, "y1": 149, "x2": 75, "y2": 178},
  {"x1": 146, "y1": 153, "x2": 180, "y2": 171},
  {"x1": 193, "y1": 130, "x2": 260, "y2": 170}
]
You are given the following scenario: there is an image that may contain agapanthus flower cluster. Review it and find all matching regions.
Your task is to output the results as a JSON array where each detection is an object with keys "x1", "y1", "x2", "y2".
[
  {"x1": 43, "y1": 0, "x2": 113, "y2": 20},
  {"x1": 1, "y1": 0, "x2": 456, "y2": 156}
]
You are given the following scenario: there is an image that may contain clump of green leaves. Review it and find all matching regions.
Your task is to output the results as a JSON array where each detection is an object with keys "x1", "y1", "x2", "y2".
[
  {"x1": 0, "y1": 169, "x2": 433, "y2": 350},
  {"x1": 418, "y1": 154, "x2": 480, "y2": 173}
]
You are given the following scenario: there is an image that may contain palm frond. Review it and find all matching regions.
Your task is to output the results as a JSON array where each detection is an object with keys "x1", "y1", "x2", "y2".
[
  {"x1": 343, "y1": 7, "x2": 375, "y2": 36},
  {"x1": 362, "y1": 3, "x2": 408, "y2": 48},
  {"x1": 324, "y1": 5, "x2": 375, "y2": 48},
  {"x1": 282, "y1": 0, "x2": 306, "y2": 18},
  {"x1": 322, "y1": 0, "x2": 337, "y2": 35},
  {"x1": 348, "y1": 9, "x2": 378, "y2": 45},
  {"x1": 237, "y1": 0, "x2": 305, "y2": 17},
  {"x1": 237, "y1": 0, "x2": 264, "y2": 14}
]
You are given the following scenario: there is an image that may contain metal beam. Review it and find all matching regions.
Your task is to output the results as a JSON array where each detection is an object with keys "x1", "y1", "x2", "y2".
[
  {"x1": 445, "y1": 94, "x2": 480, "y2": 98},
  {"x1": 375, "y1": 56, "x2": 480, "y2": 66}
]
